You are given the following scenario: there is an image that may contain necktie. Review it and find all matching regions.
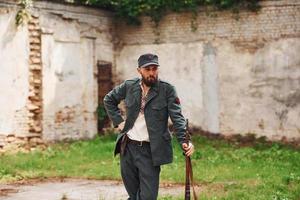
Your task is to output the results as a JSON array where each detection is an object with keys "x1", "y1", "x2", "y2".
[{"x1": 140, "y1": 93, "x2": 147, "y2": 114}]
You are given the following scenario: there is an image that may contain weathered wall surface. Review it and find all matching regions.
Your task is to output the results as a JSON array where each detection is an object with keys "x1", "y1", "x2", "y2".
[
  {"x1": 0, "y1": 0, "x2": 114, "y2": 148},
  {"x1": 115, "y1": 0, "x2": 300, "y2": 140},
  {"x1": 218, "y1": 39, "x2": 300, "y2": 140},
  {"x1": 0, "y1": 0, "x2": 299, "y2": 150},
  {"x1": 36, "y1": 1, "x2": 114, "y2": 141},
  {"x1": 0, "y1": 7, "x2": 30, "y2": 146}
]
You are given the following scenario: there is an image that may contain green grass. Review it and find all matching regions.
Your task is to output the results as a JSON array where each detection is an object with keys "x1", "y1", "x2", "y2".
[{"x1": 1, "y1": 134, "x2": 300, "y2": 200}]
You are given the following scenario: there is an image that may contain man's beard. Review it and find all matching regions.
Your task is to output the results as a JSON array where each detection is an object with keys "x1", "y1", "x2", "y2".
[{"x1": 142, "y1": 75, "x2": 158, "y2": 87}]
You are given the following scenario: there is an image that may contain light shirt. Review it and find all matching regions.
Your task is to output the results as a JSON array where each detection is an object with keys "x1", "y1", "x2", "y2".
[
  {"x1": 127, "y1": 112, "x2": 149, "y2": 141},
  {"x1": 127, "y1": 82, "x2": 150, "y2": 142}
]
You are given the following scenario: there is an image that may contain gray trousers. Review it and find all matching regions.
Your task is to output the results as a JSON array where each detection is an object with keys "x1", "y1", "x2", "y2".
[{"x1": 120, "y1": 142, "x2": 161, "y2": 200}]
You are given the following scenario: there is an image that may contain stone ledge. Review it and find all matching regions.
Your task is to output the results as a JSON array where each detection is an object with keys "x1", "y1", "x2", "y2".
[{"x1": 0, "y1": 133, "x2": 47, "y2": 154}]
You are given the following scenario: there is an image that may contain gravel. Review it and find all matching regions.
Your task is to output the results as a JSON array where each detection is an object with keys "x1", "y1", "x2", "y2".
[{"x1": 0, "y1": 179, "x2": 186, "y2": 200}]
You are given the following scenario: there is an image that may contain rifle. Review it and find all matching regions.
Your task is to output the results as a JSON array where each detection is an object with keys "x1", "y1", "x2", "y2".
[{"x1": 184, "y1": 119, "x2": 198, "y2": 200}]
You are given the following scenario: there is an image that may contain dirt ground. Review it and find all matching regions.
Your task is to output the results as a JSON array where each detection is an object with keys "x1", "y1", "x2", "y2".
[{"x1": 0, "y1": 178, "x2": 192, "y2": 200}]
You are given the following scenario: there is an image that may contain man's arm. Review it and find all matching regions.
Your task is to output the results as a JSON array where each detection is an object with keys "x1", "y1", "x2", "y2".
[
  {"x1": 103, "y1": 82, "x2": 127, "y2": 128},
  {"x1": 167, "y1": 85, "x2": 186, "y2": 144},
  {"x1": 167, "y1": 85, "x2": 194, "y2": 156}
]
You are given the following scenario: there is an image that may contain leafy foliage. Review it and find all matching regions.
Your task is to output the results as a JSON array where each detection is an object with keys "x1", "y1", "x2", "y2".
[
  {"x1": 97, "y1": 105, "x2": 107, "y2": 121},
  {"x1": 69, "y1": 0, "x2": 260, "y2": 25},
  {"x1": 15, "y1": 0, "x2": 32, "y2": 26}
]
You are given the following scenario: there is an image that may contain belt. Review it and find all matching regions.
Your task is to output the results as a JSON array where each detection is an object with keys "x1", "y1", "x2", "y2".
[{"x1": 127, "y1": 138, "x2": 150, "y2": 146}]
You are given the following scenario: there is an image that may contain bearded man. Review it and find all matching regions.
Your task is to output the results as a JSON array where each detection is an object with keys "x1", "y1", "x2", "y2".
[{"x1": 104, "y1": 53, "x2": 194, "y2": 200}]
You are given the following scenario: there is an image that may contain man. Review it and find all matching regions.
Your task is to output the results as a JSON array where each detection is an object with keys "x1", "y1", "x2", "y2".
[{"x1": 103, "y1": 53, "x2": 194, "y2": 200}]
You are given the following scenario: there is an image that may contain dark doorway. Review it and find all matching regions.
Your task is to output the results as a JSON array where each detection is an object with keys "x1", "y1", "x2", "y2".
[{"x1": 97, "y1": 61, "x2": 113, "y2": 134}]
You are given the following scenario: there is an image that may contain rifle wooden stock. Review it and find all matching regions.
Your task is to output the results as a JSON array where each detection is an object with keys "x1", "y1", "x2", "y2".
[{"x1": 184, "y1": 119, "x2": 198, "y2": 200}]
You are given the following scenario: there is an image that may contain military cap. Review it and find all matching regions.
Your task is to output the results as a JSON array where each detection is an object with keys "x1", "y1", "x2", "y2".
[{"x1": 138, "y1": 53, "x2": 159, "y2": 68}]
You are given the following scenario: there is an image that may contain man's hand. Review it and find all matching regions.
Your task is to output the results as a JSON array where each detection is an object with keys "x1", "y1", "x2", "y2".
[
  {"x1": 116, "y1": 121, "x2": 125, "y2": 132},
  {"x1": 182, "y1": 142, "x2": 194, "y2": 157}
]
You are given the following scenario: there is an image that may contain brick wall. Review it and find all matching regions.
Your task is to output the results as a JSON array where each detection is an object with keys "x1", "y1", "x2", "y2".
[
  {"x1": 116, "y1": 0, "x2": 300, "y2": 45},
  {"x1": 0, "y1": 0, "x2": 299, "y2": 151},
  {"x1": 0, "y1": 0, "x2": 115, "y2": 151},
  {"x1": 115, "y1": 0, "x2": 300, "y2": 141}
]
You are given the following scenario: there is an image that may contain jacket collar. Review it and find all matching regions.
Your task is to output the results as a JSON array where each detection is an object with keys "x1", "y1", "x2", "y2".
[
  {"x1": 132, "y1": 78, "x2": 160, "y2": 107},
  {"x1": 143, "y1": 79, "x2": 159, "y2": 105}
]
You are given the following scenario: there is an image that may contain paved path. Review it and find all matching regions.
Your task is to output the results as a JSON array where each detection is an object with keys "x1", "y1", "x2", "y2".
[{"x1": 0, "y1": 179, "x2": 186, "y2": 200}]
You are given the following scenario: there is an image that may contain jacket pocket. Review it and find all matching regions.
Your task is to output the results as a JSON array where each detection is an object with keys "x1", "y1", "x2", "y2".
[
  {"x1": 151, "y1": 102, "x2": 168, "y2": 120},
  {"x1": 152, "y1": 102, "x2": 167, "y2": 110}
]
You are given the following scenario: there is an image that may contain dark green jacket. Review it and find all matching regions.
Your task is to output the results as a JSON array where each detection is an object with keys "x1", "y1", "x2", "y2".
[{"x1": 103, "y1": 78, "x2": 187, "y2": 166}]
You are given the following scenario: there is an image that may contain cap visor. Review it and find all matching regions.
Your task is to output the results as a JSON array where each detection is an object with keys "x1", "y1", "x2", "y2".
[{"x1": 139, "y1": 62, "x2": 159, "y2": 68}]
